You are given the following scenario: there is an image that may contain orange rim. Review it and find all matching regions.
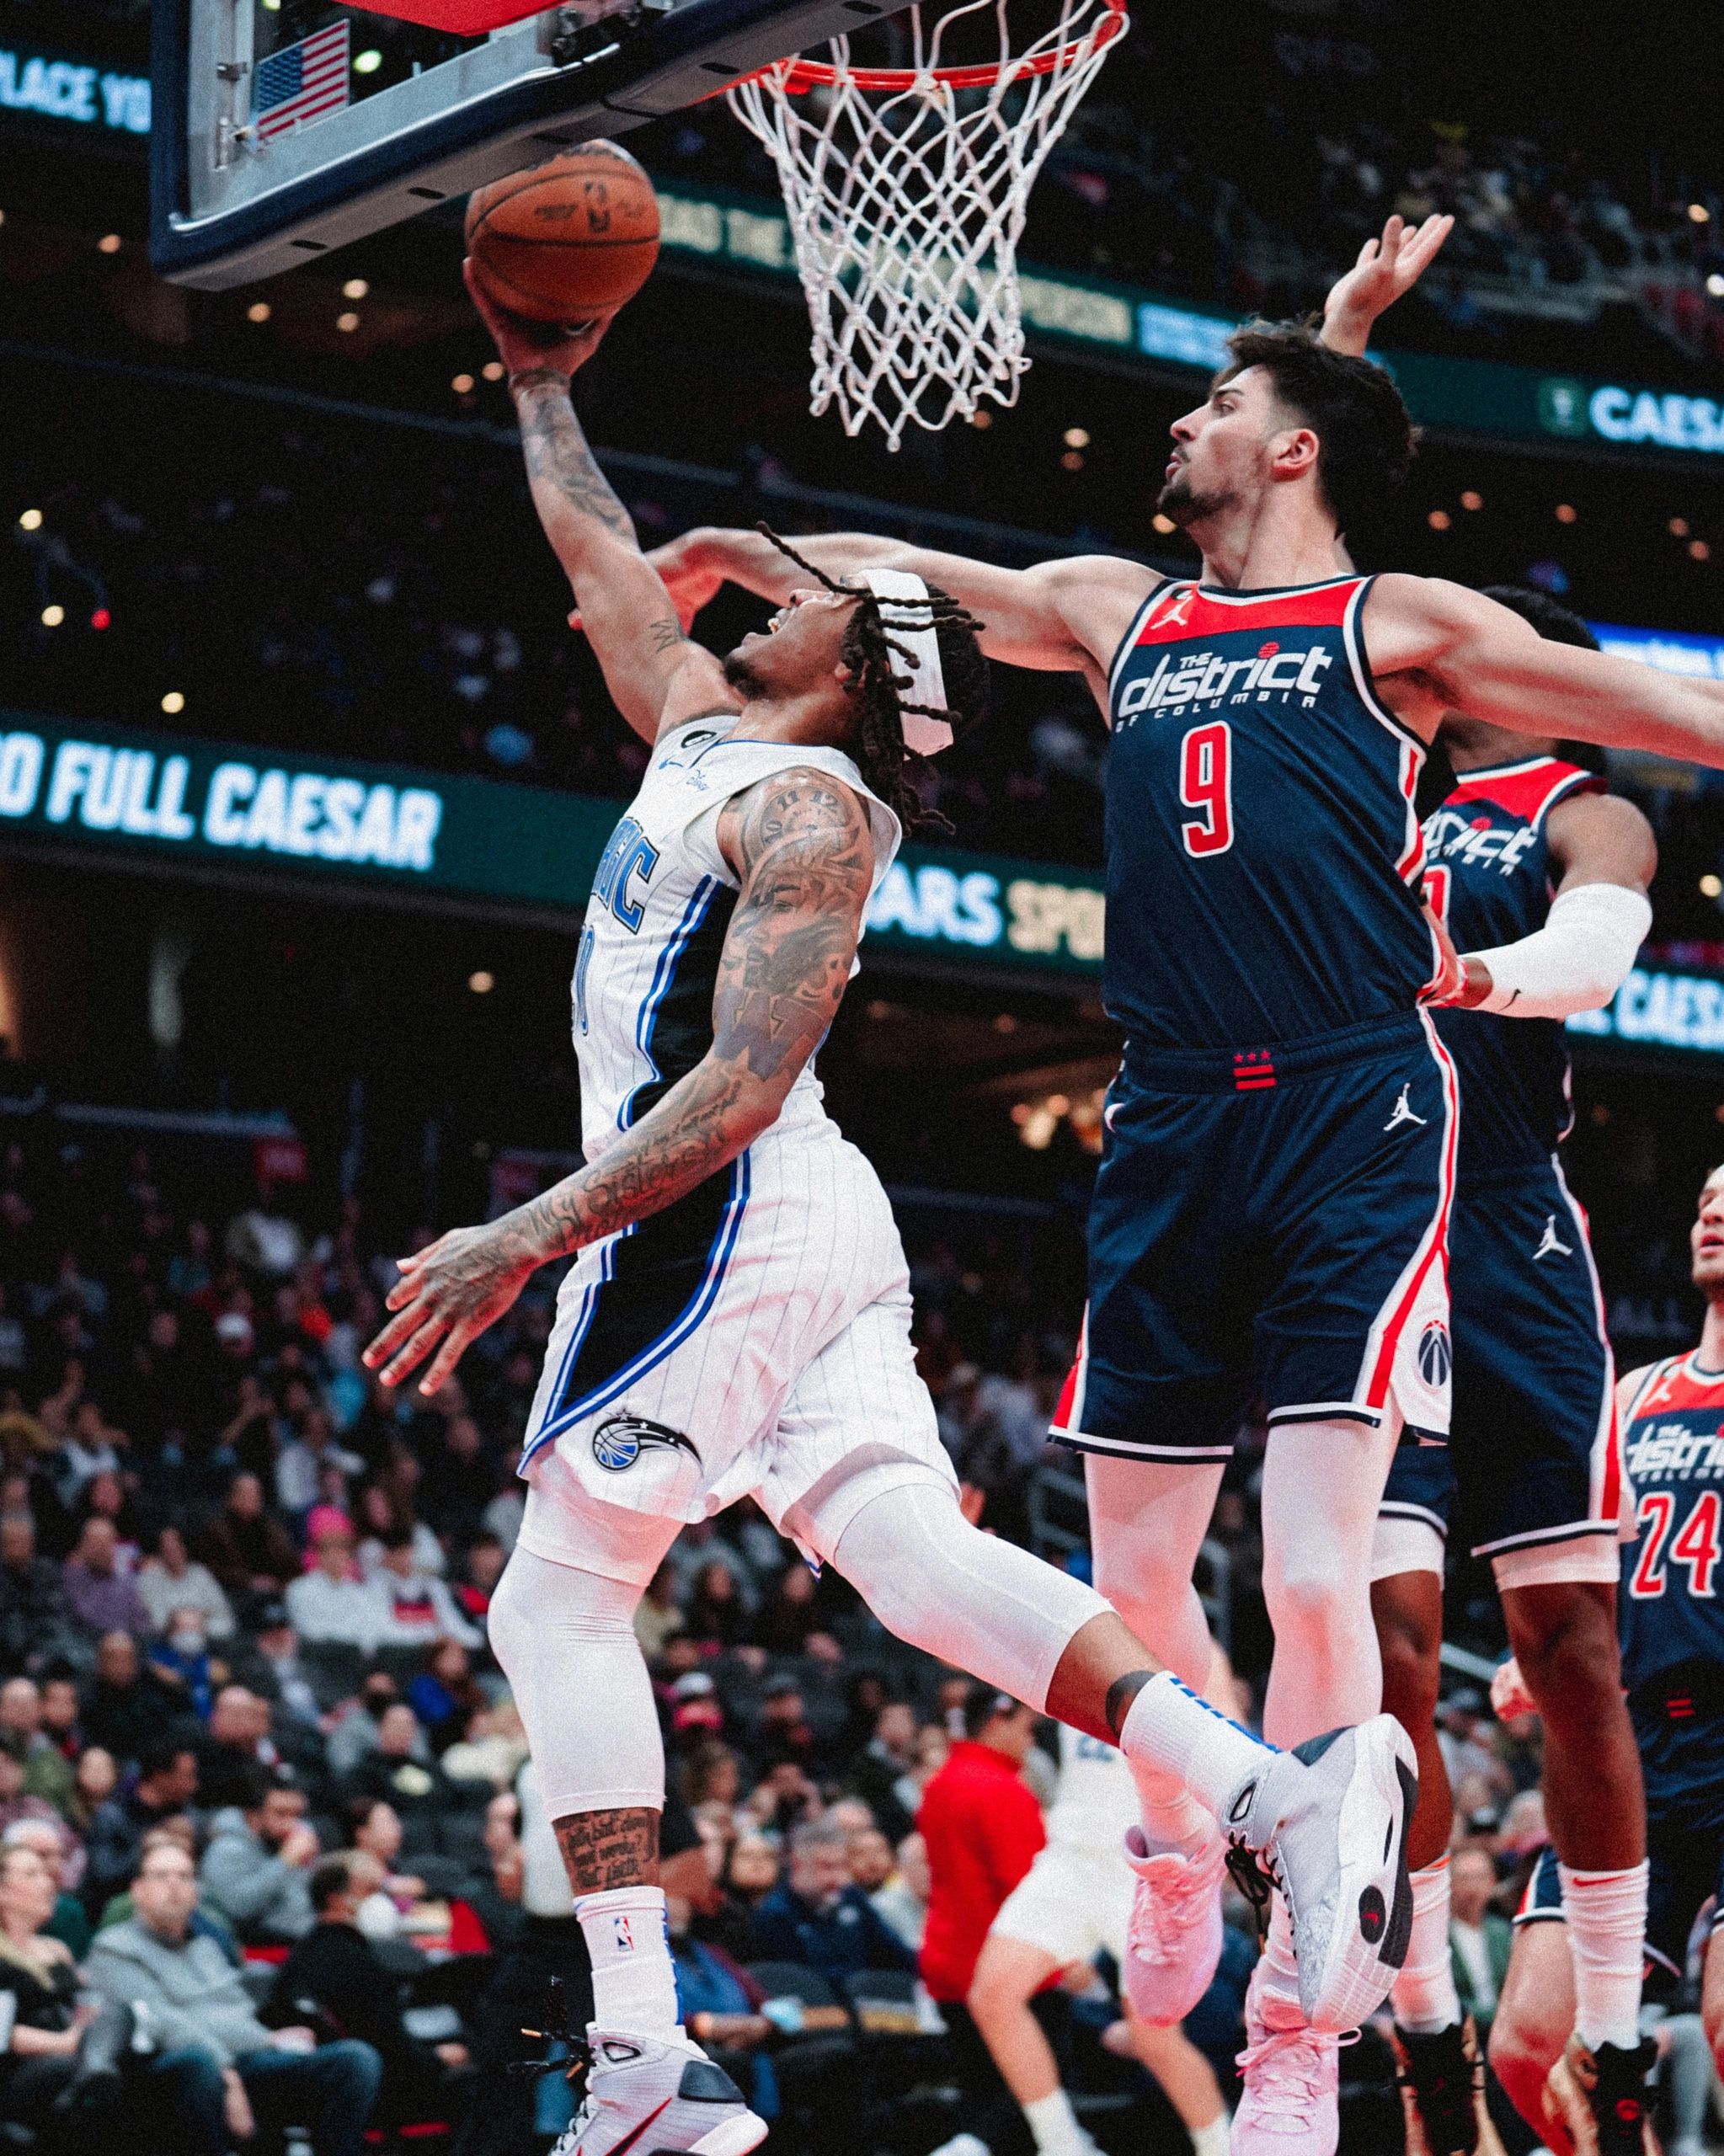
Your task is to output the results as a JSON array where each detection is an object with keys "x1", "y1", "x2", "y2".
[{"x1": 734, "y1": 0, "x2": 1126, "y2": 94}]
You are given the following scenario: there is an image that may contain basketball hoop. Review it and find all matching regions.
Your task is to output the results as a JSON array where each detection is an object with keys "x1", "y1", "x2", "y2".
[{"x1": 727, "y1": 0, "x2": 1128, "y2": 451}]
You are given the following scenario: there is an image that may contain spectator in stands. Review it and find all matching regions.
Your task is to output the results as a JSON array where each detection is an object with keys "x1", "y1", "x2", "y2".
[
  {"x1": 37, "y1": 1678, "x2": 81, "y2": 1767},
  {"x1": 196, "y1": 1470, "x2": 298, "y2": 1600},
  {"x1": 65, "y1": 1748, "x2": 117, "y2": 1843},
  {"x1": 870, "y1": 1831, "x2": 931, "y2": 1952},
  {"x1": 286, "y1": 1523, "x2": 377, "y2": 1649},
  {"x1": 0, "y1": 1514, "x2": 73, "y2": 1673},
  {"x1": 147, "y1": 1606, "x2": 217, "y2": 1721},
  {"x1": 635, "y1": 1562, "x2": 687, "y2": 1657},
  {"x1": 339, "y1": 1703, "x2": 461, "y2": 1854},
  {"x1": 355, "y1": 1481, "x2": 445, "y2": 1581},
  {"x1": 846, "y1": 1824, "x2": 897, "y2": 1896},
  {"x1": 0, "y1": 1749, "x2": 57, "y2": 1841},
  {"x1": 0, "y1": 1678, "x2": 74, "y2": 1815},
  {"x1": 847, "y1": 1700, "x2": 921, "y2": 1844},
  {"x1": 916, "y1": 1687, "x2": 1048, "y2": 2156},
  {"x1": 88, "y1": 1837, "x2": 382, "y2": 2156},
  {"x1": 1449, "y1": 1842, "x2": 1512, "y2": 2041},
  {"x1": 668, "y1": 1889, "x2": 781, "y2": 2123},
  {"x1": 749, "y1": 1818, "x2": 916, "y2": 1983},
  {"x1": 238, "y1": 1604, "x2": 324, "y2": 1731},
  {"x1": 83, "y1": 1736, "x2": 200, "y2": 1913},
  {"x1": 82, "y1": 1631, "x2": 179, "y2": 1761},
  {"x1": 277, "y1": 1853, "x2": 469, "y2": 2121},
  {"x1": 135, "y1": 1524, "x2": 235, "y2": 1641},
  {"x1": 367, "y1": 1531, "x2": 482, "y2": 1649},
  {"x1": 3, "y1": 1819, "x2": 90, "y2": 1961},
  {"x1": 200, "y1": 1764, "x2": 319, "y2": 1945},
  {"x1": 347, "y1": 1798, "x2": 428, "y2": 1939},
  {"x1": 406, "y1": 1636, "x2": 486, "y2": 1750},
  {"x1": 191, "y1": 1684, "x2": 278, "y2": 1812},
  {"x1": 0, "y1": 1842, "x2": 125, "y2": 2135},
  {"x1": 61, "y1": 1519, "x2": 150, "y2": 1641}
]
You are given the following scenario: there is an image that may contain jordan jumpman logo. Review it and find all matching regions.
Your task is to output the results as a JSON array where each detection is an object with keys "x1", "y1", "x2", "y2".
[
  {"x1": 1534, "y1": 1214, "x2": 1574, "y2": 1262},
  {"x1": 1384, "y1": 1084, "x2": 1428, "y2": 1133}
]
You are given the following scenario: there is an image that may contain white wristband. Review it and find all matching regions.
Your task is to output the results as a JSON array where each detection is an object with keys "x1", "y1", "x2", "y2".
[{"x1": 1469, "y1": 881, "x2": 1652, "y2": 1020}]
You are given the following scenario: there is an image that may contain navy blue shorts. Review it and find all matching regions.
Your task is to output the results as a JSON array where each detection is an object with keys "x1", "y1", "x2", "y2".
[
  {"x1": 1378, "y1": 1155, "x2": 1617, "y2": 1562},
  {"x1": 1516, "y1": 1826, "x2": 1724, "y2": 1994},
  {"x1": 1053, "y1": 1012, "x2": 1456, "y2": 1464}
]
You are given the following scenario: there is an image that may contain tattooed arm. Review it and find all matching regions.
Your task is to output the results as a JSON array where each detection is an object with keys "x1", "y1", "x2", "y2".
[
  {"x1": 363, "y1": 769, "x2": 874, "y2": 1394},
  {"x1": 465, "y1": 261, "x2": 731, "y2": 743}
]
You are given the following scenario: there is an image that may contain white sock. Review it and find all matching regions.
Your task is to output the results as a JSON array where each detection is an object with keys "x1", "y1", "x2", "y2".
[
  {"x1": 1118, "y1": 1673, "x2": 1277, "y2": 1827},
  {"x1": 1561, "y1": 1860, "x2": 1647, "y2": 2052},
  {"x1": 1022, "y1": 2089, "x2": 1087, "y2": 2156},
  {"x1": 1390, "y1": 1860, "x2": 1463, "y2": 2035},
  {"x1": 576, "y1": 1885, "x2": 681, "y2": 2035},
  {"x1": 1190, "y1": 2114, "x2": 1231, "y2": 2156}
]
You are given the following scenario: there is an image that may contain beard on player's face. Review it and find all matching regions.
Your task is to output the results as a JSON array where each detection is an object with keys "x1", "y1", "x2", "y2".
[
  {"x1": 1155, "y1": 469, "x2": 1241, "y2": 529},
  {"x1": 722, "y1": 648, "x2": 768, "y2": 699}
]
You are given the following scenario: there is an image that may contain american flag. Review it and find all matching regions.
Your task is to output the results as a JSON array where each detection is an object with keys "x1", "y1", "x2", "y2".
[{"x1": 253, "y1": 19, "x2": 350, "y2": 141}]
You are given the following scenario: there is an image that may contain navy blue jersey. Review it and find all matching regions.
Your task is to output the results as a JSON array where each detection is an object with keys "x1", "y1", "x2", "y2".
[
  {"x1": 1103, "y1": 576, "x2": 1442, "y2": 1051},
  {"x1": 1425, "y1": 758, "x2": 1604, "y2": 1171},
  {"x1": 1620, "y1": 1354, "x2": 1724, "y2": 1804}
]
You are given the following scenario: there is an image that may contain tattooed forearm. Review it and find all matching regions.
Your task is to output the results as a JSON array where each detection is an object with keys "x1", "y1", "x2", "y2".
[
  {"x1": 552, "y1": 1806, "x2": 659, "y2": 1894},
  {"x1": 463, "y1": 771, "x2": 870, "y2": 1274},
  {"x1": 513, "y1": 375, "x2": 635, "y2": 543}
]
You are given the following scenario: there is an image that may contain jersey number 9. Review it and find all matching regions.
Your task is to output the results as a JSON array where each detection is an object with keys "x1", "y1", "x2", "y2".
[{"x1": 1179, "y1": 722, "x2": 1234, "y2": 859}]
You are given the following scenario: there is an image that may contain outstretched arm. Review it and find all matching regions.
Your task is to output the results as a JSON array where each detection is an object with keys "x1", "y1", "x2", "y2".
[
  {"x1": 362, "y1": 767, "x2": 873, "y2": 1394},
  {"x1": 1369, "y1": 576, "x2": 1724, "y2": 766},
  {"x1": 1319, "y1": 212, "x2": 1454, "y2": 358},
  {"x1": 469, "y1": 265, "x2": 730, "y2": 743},
  {"x1": 651, "y1": 526, "x2": 1156, "y2": 699}
]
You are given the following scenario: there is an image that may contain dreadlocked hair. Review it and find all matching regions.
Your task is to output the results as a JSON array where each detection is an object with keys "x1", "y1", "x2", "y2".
[{"x1": 757, "y1": 526, "x2": 989, "y2": 834}]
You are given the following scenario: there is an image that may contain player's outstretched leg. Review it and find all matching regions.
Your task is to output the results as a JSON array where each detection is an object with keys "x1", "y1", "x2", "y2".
[
  {"x1": 489, "y1": 1540, "x2": 768, "y2": 2156},
  {"x1": 822, "y1": 1476, "x2": 1417, "y2": 2031}
]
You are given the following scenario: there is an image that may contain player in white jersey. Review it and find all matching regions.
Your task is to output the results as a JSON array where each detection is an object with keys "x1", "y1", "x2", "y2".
[
  {"x1": 361, "y1": 272, "x2": 1422, "y2": 2156},
  {"x1": 971, "y1": 1720, "x2": 1232, "y2": 2156}
]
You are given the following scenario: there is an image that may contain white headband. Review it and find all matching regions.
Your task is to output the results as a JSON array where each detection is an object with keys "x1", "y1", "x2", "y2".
[{"x1": 857, "y1": 568, "x2": 953, "y2": 758}]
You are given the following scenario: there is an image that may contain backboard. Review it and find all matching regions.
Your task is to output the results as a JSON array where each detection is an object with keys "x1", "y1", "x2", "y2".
[{"x1": 151, "y1": 0, "x2": 905, "y2": 288}]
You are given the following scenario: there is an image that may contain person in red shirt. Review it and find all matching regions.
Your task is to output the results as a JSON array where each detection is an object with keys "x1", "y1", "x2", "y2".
[{"x1": 919, "y1": 1685, "x2": 1048, "y2": 2156}]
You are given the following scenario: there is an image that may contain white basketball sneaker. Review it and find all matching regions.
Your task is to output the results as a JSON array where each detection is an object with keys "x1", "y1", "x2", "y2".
[
  {"x1": 552, "y1": 2029, "x2": 769, "y2": 2156},
  {"x1": 1122, "y1": 1822, "x2": 1228, "y2": 2025},
  {"x1": 1231, "y1": 2020, "x2": 1341, "y2": 2156},
  {"x1": 1226, "y1": 1715, "x2": 1417, "y2": 2032}
]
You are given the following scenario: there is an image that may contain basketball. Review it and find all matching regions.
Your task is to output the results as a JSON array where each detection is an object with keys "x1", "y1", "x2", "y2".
[{"x1": 464, "y1": 141, "x2": 660, "y2": 324}]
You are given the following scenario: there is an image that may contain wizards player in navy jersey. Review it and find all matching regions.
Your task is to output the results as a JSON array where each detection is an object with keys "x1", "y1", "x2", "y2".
[
  {"x1": 1364, "y1": 594, "x2": 1657, "y2": 2156},
  {"x1": 1485, "y1": 1166, "x2": 1724, "y2": 2148},
  {"x1": 652, "y1": 216, "x2": 1724, "y2": 2154}
]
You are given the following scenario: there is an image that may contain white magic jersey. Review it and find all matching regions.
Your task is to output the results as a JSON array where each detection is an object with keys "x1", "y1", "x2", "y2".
[
  {"x1": 1045, "y1": 1724, "x2": 1140, "y2": 1856},
  {"x1": 990, "y1": 1726, "x2": 1136, "y2": 1968},
  {"x1": 515, "y1": 715, "x2": 958, "y2": 1568},
  {"x1": 571, "y1": 715, "x2": 900, "y2": 1162}
]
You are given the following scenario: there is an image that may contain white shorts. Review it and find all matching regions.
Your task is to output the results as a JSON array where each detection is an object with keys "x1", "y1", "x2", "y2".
[
  {"x1": 516, "y1": 1122, "x2": 957, "y2": 1581},
  {"x1": 990, "y1": 1839, "x2": 1132, "y2": 1972}
]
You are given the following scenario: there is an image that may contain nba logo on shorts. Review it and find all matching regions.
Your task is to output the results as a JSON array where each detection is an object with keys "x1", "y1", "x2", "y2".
[
  {"x1": 1417, "y1": 1319, "x2": 1452, "y2": 1388},
  {"x1": 612, "y1": 1915, "x2": 635, "y2": 1954}
]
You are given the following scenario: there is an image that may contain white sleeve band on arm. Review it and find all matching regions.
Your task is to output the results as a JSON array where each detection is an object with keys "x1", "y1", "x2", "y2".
[{"x1": 1469, "y1": 881, "x2": 1652, "y2": 1019}]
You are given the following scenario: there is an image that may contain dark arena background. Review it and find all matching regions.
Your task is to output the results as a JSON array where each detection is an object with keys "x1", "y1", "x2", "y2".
[{"x1": 0, "y1": 1, "x2": 1722, "y2": 2150}]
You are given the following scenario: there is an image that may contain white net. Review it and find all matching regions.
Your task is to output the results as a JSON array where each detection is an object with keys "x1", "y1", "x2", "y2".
[{"x1": 727, "y1": 0, "x2": 1126, "y2": 451}]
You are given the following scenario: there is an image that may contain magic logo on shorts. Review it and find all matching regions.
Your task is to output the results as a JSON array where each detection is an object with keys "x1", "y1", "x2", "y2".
[
  {"x1": 590, "y1": 1413, "x2": 702, "y2": 1473},
  {"x1": 1417, "y1": 1320, "x2": 1452, "y2": 1388}
]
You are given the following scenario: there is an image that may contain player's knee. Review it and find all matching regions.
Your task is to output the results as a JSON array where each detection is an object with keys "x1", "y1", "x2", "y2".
[
  {"x1": 1505, "y1": 1584, "x2": 1620, "y2": 1716},
  {"x1": 966, "y1": 1951, "x2": 1028, "y2": 2022},
  {"x1": 1374, "y1": 1616, "x2": 1440, "y2": 1734},
  {"x1": 1262, "y1": 1559, "x2": 1358, "y2": 1651}
]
